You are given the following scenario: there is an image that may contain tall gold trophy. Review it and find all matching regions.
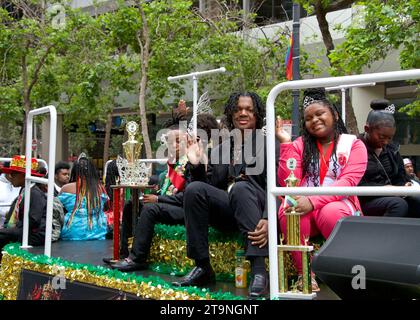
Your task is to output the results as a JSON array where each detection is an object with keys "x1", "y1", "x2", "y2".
[
  {"x1": 278, "y1": 158, "x2": 317, "y2": 299},
  {"x1": 116, "y1": 121, "x2": 150, "y2": 186}
]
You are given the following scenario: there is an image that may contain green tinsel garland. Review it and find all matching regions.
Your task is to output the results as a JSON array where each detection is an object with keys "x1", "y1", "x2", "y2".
[
  {"x1": 1, "y1": 243, "x2": 244, "y2": 300},
  {"x1": 153, "y1": 224, "x2": 244, "y2": 244}
]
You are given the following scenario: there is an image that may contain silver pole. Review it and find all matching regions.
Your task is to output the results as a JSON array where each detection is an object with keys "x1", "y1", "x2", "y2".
[
  {"x1": 168, "y1": 67, "x2": 226, "y2": 136},
  {"x1": 266, "y1": 69, "x2": 420, "y2": 300},
  {"x1": 341, "y1": 88, "x2": 346, "y2": 124}
]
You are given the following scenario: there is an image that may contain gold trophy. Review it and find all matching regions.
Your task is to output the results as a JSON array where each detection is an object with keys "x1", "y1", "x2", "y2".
[
  {"x1": 278, "y1": 158, "x2": 316, "y2": 299},
  {"x1": 116, "y1": 121, "x2": 150, "y2": 186},
  {"x1": 123, "y1": 121, "x2": 142, "y2": 163}
]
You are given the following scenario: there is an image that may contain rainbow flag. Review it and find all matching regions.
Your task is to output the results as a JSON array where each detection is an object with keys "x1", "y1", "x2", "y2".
[{"x1": 285, "y1": 33, "x2": 293, "y2": 80}]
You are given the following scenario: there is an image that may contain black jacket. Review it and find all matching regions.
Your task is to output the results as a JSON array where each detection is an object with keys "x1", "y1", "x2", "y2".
[
  {"x1": 187, "y1": 130, "x2": 268, "y2": 218},
  {"x1": 358, "y1": 134, "x2": 409, "y2": 202},
  {"x1": 4, "y1": 185, "x2": 47, "y2": 243}
]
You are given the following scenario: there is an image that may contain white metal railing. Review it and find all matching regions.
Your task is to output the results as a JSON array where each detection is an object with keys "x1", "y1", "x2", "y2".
[
  {"x1": 168, "y1": 67, "x2": 226, "y2": 135},
  {"x1": 21, "y1": 106, "x2": 57, "y2": 257},
  {"x1": 266, "y1": 69, "x2": 420, "y2": 300}
]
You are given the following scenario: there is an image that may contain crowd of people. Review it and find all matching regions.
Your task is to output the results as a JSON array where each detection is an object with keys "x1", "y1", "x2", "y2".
[{"x1": 0, "y1": 90, "x2": 419, "y2": 299}]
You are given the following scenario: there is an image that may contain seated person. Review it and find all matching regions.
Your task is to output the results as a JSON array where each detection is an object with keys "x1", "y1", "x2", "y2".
[
  {"x1": 0, "y1": 156, "x2": 47, "y2": 253},
  {"x1": 358, "y1": 100, "x2": 420, "y2": 218},
  {"x1": 58, "y1": 156, "x2": 108, "y2": 240},
  {"x1": 107, "y1": 123, "x2": 190, "y2": 271},
  {"x1": 403, "y1": 158, "x2": 420, "y2": 187},
  {"x1": 0, "y1": 162, "x2": 20, "y2": 226},
  {"x1": 276, "y1": 88, "x2": 368, "y2": 292},
  {"x1": 172, "y1": 92, "x2": 269, "y2": 299},
  {"x1": 54, "y1": 161, "x2": 70, "y2": 196}
]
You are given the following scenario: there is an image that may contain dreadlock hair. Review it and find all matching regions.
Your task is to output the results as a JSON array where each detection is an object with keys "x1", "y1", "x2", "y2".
[
  {"x1": 223, "y1": 92, "x2": 265, "y2": 130},
  {"x1": 366, "y1": 99, "x2": 395, "y2": 128},
  {"x1": 301, "y1": 88, "x2": 348, "y2": 186},
  {"x1": 67, "y1": 156, "x2": 106, "y2": 229}
]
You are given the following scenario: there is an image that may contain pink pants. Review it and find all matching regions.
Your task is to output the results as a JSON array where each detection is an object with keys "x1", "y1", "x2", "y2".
[{"x1": 278, "y1": 200, "x2": 353, "y2": 274}]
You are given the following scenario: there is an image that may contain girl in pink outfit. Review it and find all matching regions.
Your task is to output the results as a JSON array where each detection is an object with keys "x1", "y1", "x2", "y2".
[{"x1": 276, "y1": 88, "x2": 368, "y2": 292}]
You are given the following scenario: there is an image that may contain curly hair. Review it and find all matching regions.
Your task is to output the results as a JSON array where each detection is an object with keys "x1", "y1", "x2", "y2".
[
  {"x1": 223, "y1": 92, "x2": 265, "y2": 130},
  {"x1": 301, "y1": 89, "x2": 347, "y2": 186}
]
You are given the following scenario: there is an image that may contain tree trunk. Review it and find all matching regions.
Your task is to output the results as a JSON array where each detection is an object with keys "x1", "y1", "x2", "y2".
[
  {"x1": 314, "y1": 1, "x2": 335, "y2": 62},
  {"x1": 313, "y1": 0, "x2": 359, "y2": 134},
  {"x1": 103, "y1": 113, "x2": 112, "y2": 164},
  {"x1": 137, "y1": 2, "x2": 152, "y2": 159},
  {"x1": 21, "y1": 55, "x2": 30, "y2": 154}
]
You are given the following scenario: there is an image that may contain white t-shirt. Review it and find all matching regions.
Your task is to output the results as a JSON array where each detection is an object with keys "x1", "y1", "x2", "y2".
[{"x1": 0, "y1": 174, "x2": 21, "y2": 225}]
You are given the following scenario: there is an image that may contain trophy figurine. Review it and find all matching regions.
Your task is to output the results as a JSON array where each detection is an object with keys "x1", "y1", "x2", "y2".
[
  {"x1": 123, "y1": 121, "x2": 142, "y2": 163},
  {"x1": 116, "y1": 121, "x2": 150, "y2": 186},
  {"x1": 278, "y1": 158, "x2": 316, "y2": 299}
]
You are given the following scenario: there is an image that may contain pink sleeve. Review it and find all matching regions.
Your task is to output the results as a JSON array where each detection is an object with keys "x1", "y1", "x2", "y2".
[
  {"x1": 307, "y1": 139, "x2": 368, "y2": 210},
  {"x1": 277, "y1": 138, "x2": 304, "y2": 187}
]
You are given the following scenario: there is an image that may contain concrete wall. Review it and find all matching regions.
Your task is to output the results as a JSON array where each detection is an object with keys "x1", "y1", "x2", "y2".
[{"x1": 351, "y1": 85, "x2": 385, "y2": 133}]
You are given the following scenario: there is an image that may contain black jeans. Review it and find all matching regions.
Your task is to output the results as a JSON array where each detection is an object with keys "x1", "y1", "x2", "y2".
[
  {"x1": 361, "y1": 196, "x2": 409, "y2": 217},
  {"x1": 0, "y1": 227, "x2": 44, "y2": 258},
  {"x1": 183, "y1": 181, "x2": 268, "y2": 261},
  {"x1": 130, "y1": 203, "x2": 184, "y2": 263},
  {"x1": 121, "y1": 201, "x2": 184, "y2": 262}
]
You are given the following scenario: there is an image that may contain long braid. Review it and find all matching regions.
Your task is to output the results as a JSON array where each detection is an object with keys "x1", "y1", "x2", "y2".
[{"x1": 67, "y1": 157, "x2": 105, "y2": 229}]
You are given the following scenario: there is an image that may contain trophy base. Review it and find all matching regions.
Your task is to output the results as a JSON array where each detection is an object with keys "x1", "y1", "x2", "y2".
[{"x1": 277, "y1": 292, "x2": 317, "y2": 300}]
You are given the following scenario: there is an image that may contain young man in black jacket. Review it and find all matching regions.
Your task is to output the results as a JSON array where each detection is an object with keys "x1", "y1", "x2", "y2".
[
  {"x1": 172, "y1": 92, "x2": 269, "y2": 298},
  {"x1": 0, "y1": 156, "x2": 47, "y2": 252}
]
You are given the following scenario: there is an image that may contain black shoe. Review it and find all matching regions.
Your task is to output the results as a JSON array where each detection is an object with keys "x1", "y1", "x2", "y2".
[
  {"x1": 172, "y1": 266, "x2": 216, "y2": 287},
  {"x1": 103, "y1": 255, "x2": 128, "y2": 265},
  {"x1": 248, "y1": 273, "x2": 268, "y2": 299},
  {"x1": 110, "y1": 257, "x2": 148, "y2": 272}
]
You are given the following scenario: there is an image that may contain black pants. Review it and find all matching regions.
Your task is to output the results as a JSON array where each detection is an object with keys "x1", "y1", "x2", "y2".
[
  {"x1": 0, "y1": 227, "x2": 44, "y2": 257},
  {"x1": 121, "y1": 202, "x2": 184, "y2": 262},
  {"x1": 405, "y1": 195, "x2": 420, "y2": 218},
  {"x1": 183, "y1": 181, "x2": 268, "y2": 261},
  {"x1": 361, "y1": 196, "x2": 409, "y2": 217}
]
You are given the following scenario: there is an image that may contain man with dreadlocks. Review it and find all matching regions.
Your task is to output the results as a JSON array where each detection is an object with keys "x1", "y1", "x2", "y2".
[
  {"x1": 58, "y1": 156, "x2": 108, "y2": 240},
  {"x1": 172, "y1": 92, "x2": 269, "y2": 299},
  {"x1": 276, "y1": 88, "x2": 368, "y2": 292}
]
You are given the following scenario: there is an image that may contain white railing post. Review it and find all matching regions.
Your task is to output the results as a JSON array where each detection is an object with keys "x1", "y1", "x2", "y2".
[
  {"x1": 21, "y1": 106, "x2": 57, "y2": 257},
  {"x1": 266, "y1": 69, "x2": 420, "y2": 300},
  {"x1": 168, "y1": 67, "x2": 226, "y2": 136}
]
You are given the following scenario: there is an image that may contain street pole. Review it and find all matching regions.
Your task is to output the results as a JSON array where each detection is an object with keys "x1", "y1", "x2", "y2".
[{"x1": 291, "y1": 3, "x2": 300, "y2": 140}]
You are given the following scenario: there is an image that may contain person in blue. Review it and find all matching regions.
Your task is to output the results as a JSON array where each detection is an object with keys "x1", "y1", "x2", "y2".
[{"x1": 58, "y1": 156, "x2": 108, "y2": 240}]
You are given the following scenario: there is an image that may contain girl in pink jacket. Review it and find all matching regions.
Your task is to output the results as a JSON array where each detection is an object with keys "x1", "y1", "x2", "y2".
[{"x1": 276, "y1": 88, "x2": 368, "y2": 292}]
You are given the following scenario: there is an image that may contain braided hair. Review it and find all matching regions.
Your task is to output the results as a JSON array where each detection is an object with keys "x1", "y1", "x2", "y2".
[
  {"x1": 68, "y1": 156, "x2": 106, "y2": 229},
  {"x1": 301, "y1": 88, "x2": 347, "y2": 186},
  {"x1": 223, "y1": 92, "x2": 265, "y2": 130}
]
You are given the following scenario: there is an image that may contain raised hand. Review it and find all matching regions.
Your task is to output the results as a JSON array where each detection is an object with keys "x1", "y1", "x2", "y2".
[
  {"x1": 187, "y1": 135, "x2": 204, "y2": 165},
  {"x1": 275, "y1": 115, "x2": 292, "y2": 143}
]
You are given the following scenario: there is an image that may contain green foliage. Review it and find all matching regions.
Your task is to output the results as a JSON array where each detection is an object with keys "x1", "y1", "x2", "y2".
[{"x1": 329, "y1": 0, "x2": 420, "y2": 74}]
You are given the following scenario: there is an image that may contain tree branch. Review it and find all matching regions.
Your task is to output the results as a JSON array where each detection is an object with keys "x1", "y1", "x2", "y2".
[
  {"x1": 27, "y1": 43, "x2": 54, "y2": 96},
  {"x1": 327, "y1": 0, "x2": 357, "y2": 13}
]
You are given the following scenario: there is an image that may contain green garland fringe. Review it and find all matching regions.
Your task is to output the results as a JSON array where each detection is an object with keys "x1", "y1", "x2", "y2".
[
  {"x1": 154, "y1": 224, "x2": 244, "y2": 244},
  {"x1": 149, "y1": 263, "x2": 234, "y2": 282},
  {"x1": 2, "y1": 243, "x2": 244, "y2": 300}
]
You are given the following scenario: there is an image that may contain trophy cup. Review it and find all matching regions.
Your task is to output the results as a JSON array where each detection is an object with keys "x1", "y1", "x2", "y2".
[
  {"x1": 116, "y1": 121, "x2": 151, "y2": 186},
  {"x1": 278, "y1": 158, "x2": 316, "y2": 299}
]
